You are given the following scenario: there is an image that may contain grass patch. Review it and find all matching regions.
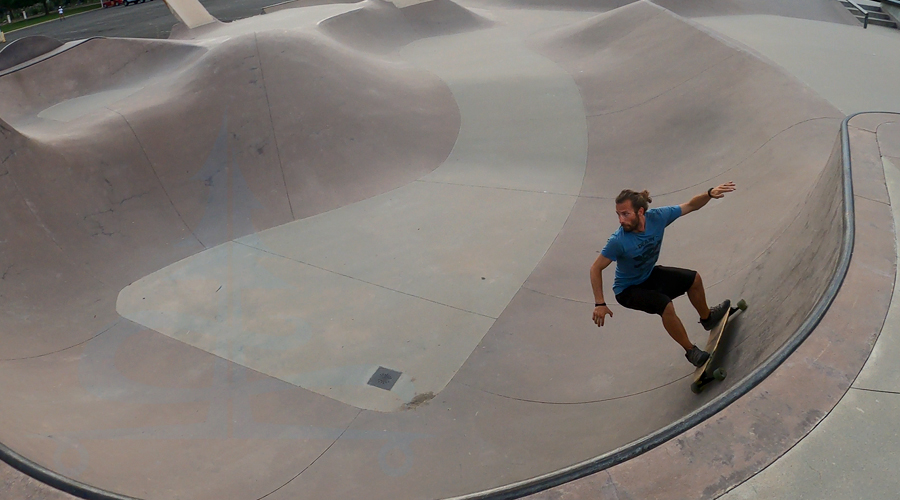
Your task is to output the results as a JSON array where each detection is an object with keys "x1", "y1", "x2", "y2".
[{"x1": 1, "y1": 3, "x2": 102, "y2": 33}]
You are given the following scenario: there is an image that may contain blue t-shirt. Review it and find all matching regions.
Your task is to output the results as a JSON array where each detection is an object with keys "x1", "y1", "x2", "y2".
[{"x1": 601, "y1": 205, "x2": 682, "y2": 295}]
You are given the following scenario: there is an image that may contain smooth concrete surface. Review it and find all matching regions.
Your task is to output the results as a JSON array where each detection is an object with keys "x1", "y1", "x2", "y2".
[
  {"x1": 0, "y1": 1, "x2": 897, "y2": 500},
  {"x1": 718, "y1": 114, "x2": 900, "y2": 500},
  {"x1": 694, "y1": 15, "x2": 900, "y2": 114},
  {"x1": 117, "y1": 2, "x2": 588, "y2": 413},
  {"x1": 36, "y1": 86, "x2": 146, "y2": 122},
  {"x1": 721, "y1": 390, "x2": 900, "y2": 500},
  {"x1": 857, "y1": 134, "x2": 900, "y2": 392}
]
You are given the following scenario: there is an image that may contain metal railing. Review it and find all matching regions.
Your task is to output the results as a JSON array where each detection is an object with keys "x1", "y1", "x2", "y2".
[{"x1": 846, "y1": 0, "x2": 872, "y2": 28}]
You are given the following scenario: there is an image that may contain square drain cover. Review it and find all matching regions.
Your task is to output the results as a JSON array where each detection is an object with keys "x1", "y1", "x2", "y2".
[{"x1": 368, "y1": 366, "x2": 402, "y2": 391}]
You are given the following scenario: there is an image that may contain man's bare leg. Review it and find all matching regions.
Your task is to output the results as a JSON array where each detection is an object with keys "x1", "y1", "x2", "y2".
[
  {"x1": 661, "y1": 302, "x2": 694, "y2": 351},
  {"x1": 687, "y1": 272, "x2": 711, "y2": 320}
]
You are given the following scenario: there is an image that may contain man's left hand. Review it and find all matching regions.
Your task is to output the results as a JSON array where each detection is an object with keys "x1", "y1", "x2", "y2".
[{"x1": 710, "y1": 181, "x2": 736, "y2": 199}]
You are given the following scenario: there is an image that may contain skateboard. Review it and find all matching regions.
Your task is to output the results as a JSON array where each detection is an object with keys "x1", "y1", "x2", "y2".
[{"x1": 690, "y1": 299, "x2": 748, "y2": 394}]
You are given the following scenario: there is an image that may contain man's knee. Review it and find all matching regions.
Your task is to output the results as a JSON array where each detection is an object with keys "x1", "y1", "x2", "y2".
[
  {"x1": 660, "y1": 301, "x2": 676, "y2": 318},
  {"x1": 691, "y1": 271, "x2": 703, "y2": 289}
]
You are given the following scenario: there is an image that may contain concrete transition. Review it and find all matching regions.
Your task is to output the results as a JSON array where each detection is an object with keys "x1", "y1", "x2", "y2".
[
  {"x1": 0, "y1": 36, "x2": 64, "y2": 72},
  {"x1": 0, "y1": 0, "x2": 879, "y2": 499},
  {"x1": 163, "y1": 0, "x2": 218, "y2": 29}
]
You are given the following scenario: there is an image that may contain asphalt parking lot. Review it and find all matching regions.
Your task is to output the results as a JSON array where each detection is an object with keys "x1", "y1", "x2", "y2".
[{"x1": 1, "y1": 0, "x2": 283, "y2": 44}]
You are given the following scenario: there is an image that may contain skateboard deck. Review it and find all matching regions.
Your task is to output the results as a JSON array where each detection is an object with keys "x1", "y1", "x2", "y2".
[{"x1": 690, "y1": 299, "x2": 747, "y2": 394}]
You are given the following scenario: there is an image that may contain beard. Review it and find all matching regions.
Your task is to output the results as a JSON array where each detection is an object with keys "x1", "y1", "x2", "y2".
[{"x1": 621, "y1": 220, "x2": 639, "y2": 232}]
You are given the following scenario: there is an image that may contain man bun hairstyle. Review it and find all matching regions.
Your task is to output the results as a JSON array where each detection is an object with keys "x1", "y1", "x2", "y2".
[{"x1": 616, "y1": 189, "x2": 652, "y2": 213}]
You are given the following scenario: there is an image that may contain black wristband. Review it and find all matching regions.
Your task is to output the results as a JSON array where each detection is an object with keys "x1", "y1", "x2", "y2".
[
  {"x1": 595, "y1": 302, "x2": 606, "y2": 307},
  {"x1": 707, "y1": 187, "x2": 714, "y2": 197}
]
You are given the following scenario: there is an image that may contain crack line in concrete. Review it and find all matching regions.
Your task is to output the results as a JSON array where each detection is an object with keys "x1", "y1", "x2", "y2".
[
  {"x1": 0, "y1": 320, "x2": 121, "y2": 362},
  {"x1": 233, "y1": 239, "x2": 496, "y2": 320},
  {"x1": 852, "y1": 386, "x2": 900, "y2": 396},
  {"x1": 456, "y1": 371, "x2": 693, "y2": 406},
  {"x1": 109, "y1": 108, "x2": 205, "y2": 249},
  {"x1": 415, "y1": 178, "x2": 578, "y2": 198},
  {"x1": 253, "y1": 32, "x2": 296, "y2": 221},
  {"x1": 256, "y1": 409, "x2": 363, "y2": 500}
]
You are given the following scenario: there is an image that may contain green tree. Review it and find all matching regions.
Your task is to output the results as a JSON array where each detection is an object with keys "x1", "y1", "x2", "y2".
[
  {"x1": 24, "y1": 0, "x2": 50, "y2": 17},
  {"x1": 0, "y1": 0, "x2": 49, "y2": 21},
  {"x1": 0, "y1": 0, "x2": 16, "y2": 21}
]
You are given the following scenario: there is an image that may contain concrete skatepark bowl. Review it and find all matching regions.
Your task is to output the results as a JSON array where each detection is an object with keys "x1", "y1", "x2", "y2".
[{"x1": 0, "y1": 0, "x2": 869, "y2": 498}]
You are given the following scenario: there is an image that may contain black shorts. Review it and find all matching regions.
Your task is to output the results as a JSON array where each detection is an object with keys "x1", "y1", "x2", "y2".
[{"x1": 614, "y1": 266, "x2": 697, "y2": 316}]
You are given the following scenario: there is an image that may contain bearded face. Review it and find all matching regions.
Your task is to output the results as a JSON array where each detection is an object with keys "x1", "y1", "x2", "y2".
[{"x1": 615, "y1": 200, "x2": 644, "y2": 232}]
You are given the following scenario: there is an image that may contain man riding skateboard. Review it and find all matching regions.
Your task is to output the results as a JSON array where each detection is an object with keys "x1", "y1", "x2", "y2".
[{"x1": 590, "y1": 182, "x2": 737, "y2": 367}]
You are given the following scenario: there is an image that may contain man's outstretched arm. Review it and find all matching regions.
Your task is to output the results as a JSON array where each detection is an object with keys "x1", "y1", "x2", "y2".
[
  {"x1": 679, "y1": 181, "x2": 736, "y2": 216},
  {"x1": 590, "y1": 254, "x2": 613, "y2": 327}
]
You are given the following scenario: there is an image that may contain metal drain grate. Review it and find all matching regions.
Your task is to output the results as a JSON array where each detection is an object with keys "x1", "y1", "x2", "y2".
[{"x1": 368, "y1": 366, "x2": 402, "y2": 391}]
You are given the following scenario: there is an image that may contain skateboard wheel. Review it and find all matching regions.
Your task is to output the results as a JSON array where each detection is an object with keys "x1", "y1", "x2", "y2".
[
  {"x1": 736, "y1": 299, "x2": 748, "y2": 311},
  {"x1": 713, "y1": 368, "x2": 727, "y2": 381},
  {"x1": 690, "y1": 382, "x2": 702, "y2": 394}
]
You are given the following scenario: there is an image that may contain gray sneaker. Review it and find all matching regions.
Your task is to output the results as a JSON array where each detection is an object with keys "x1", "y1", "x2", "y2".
[
  {"x1": 699, "y1": 299, "x2": 732, "y2": 331},
  {"x1": 685, "y1": 345, "x2": 710, "y2": 367}
]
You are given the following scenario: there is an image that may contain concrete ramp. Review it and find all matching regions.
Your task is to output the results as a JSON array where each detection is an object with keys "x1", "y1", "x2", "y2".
[
  {"x1": 0, "y1": 1, "x2": 855, "y2": 499},
  {"x1": 482, "y1": 0, "x2": 859, "y2": 23},
  {"x1": 262, "y1": 0, "x2": 361, "y2": 15},
  {"x1": 163, "y1": 0, "x2": 218, "y2": 29},
  {"x1": 319, "y1": 0, "x2": 491, "y2": 53},
  {"x1": 0, "y1": 36, "x2": 63, "y2": 72}
]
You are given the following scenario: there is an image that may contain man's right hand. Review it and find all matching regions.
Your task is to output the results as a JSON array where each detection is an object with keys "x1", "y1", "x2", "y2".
[{"x1": 593, "y1": 305, "x2": 613, "y2": 327}]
